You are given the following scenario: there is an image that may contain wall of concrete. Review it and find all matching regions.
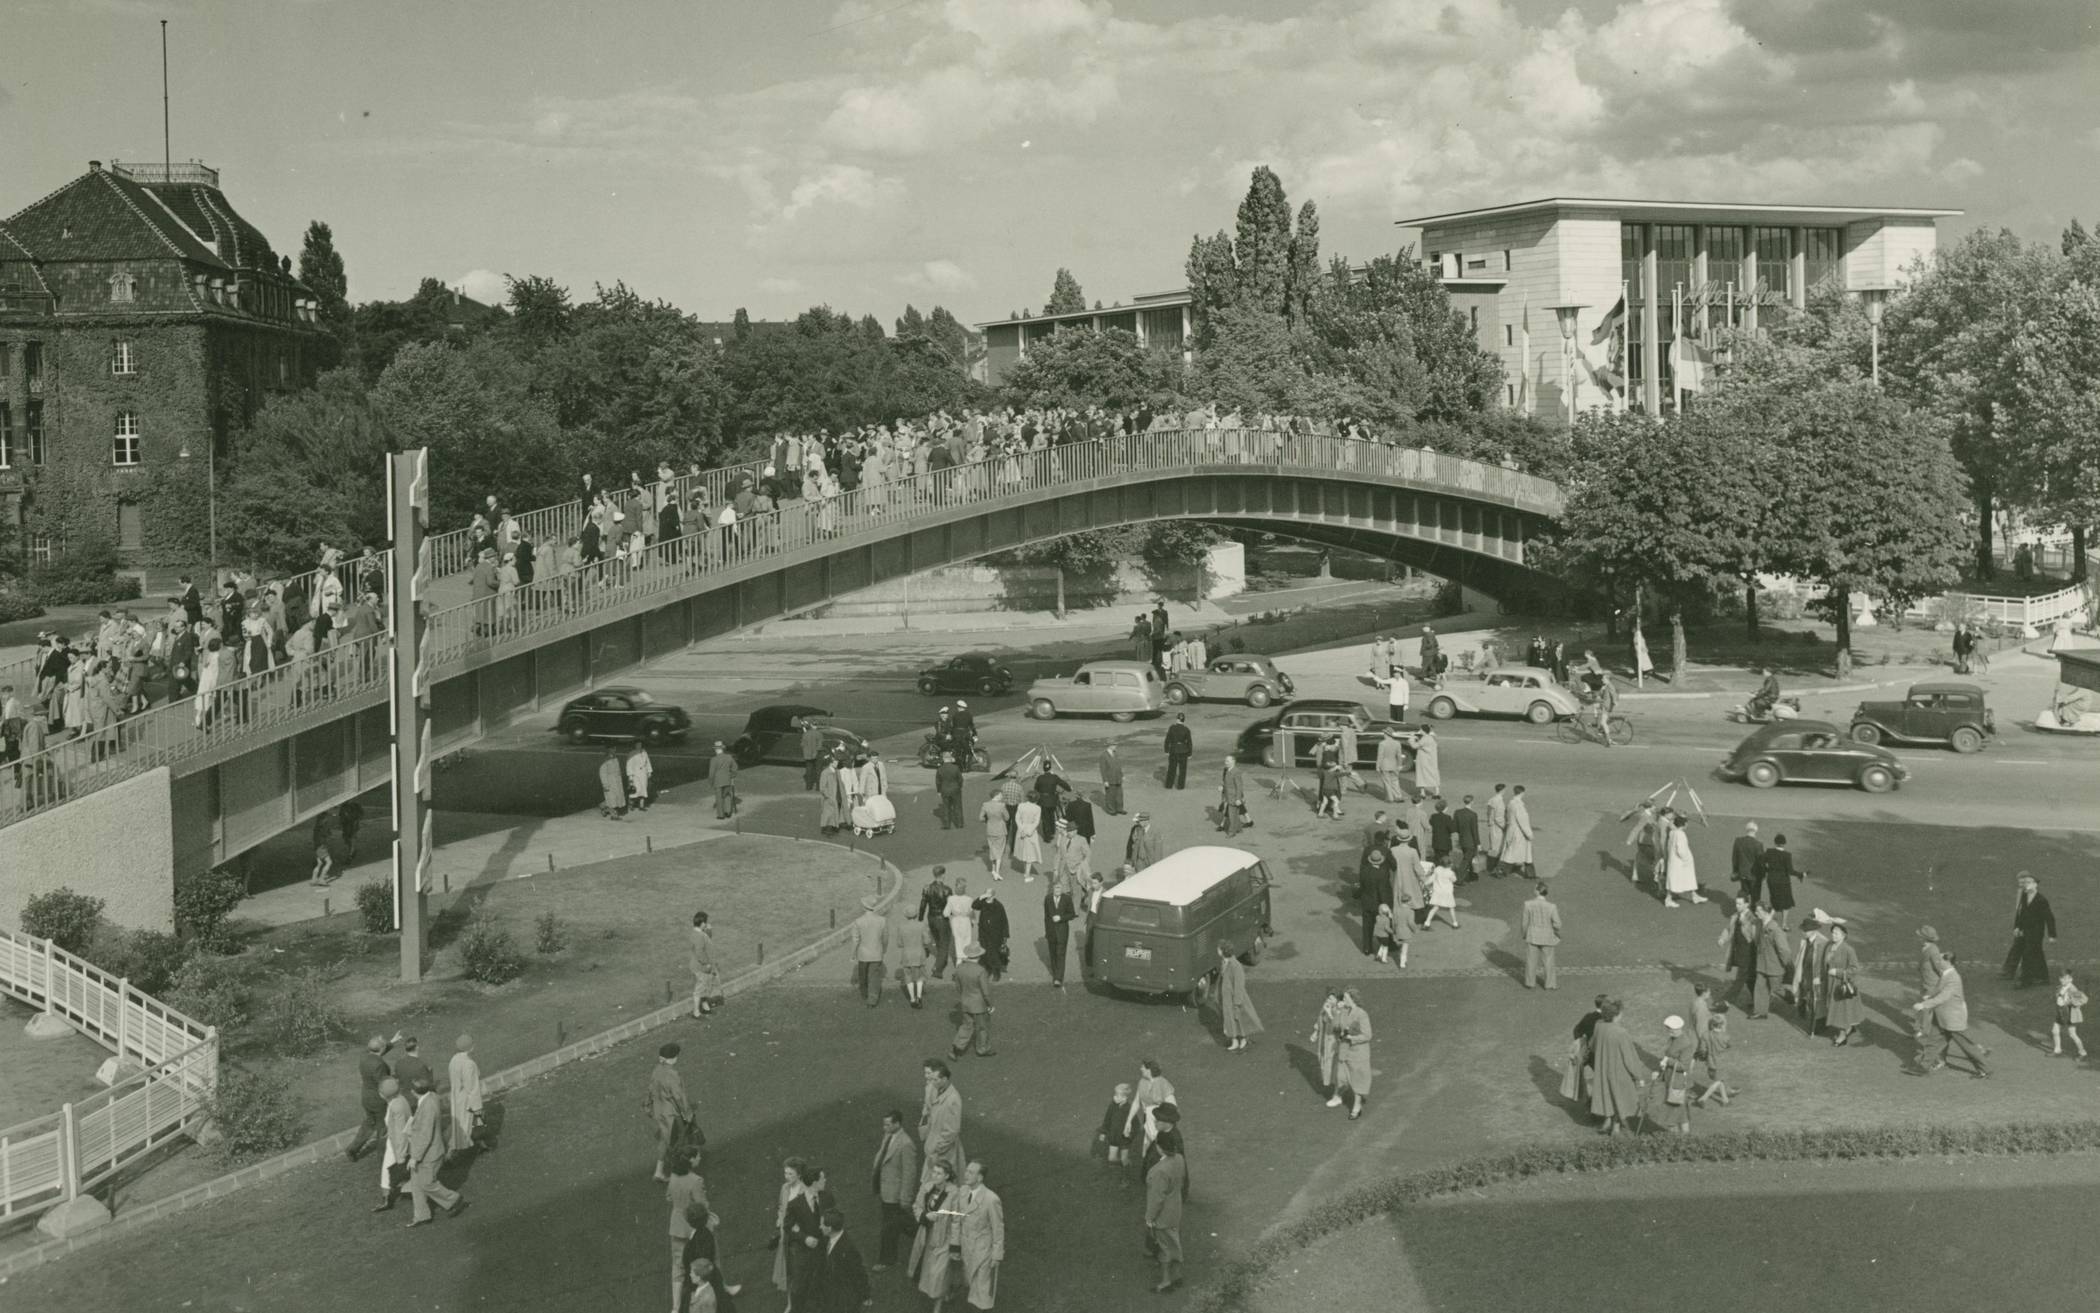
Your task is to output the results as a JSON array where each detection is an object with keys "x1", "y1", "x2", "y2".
[
  {"x1": 813, "y1": 541, "x2": 1245, "y2": 617},
  {"x1": 3, "y1": 767, "x2": 174, "y2": 934}
]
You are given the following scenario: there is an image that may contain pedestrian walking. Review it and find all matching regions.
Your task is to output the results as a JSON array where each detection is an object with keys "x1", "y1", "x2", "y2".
[
  {"x1": 812, "y1": 1209, "x2": 871, "y2": 1312},
  {"x1": 818, "y1": 754, "x2": 848, "y2": 835},
  {"x1": 781, "y1": 1164, "x2": 835, "y2": 1307},
  {"x1": 403, "y1": 1076, "x2": 466, "y2": 1227},
  {"x1": 1011, "y1": 797, "x2": 1042, "y2": 881},
  {"x1": 1357, "y1": 846, "x2": 1393, "y2": 956},
  {"x1": 2053, "y1": 969, "x2": 2089, "y2": 1059},
  {"x1": 1099, "y1": 745, "x2": 1125, "y2": 816},
  {"x1": 1719, "y1": 895, "x2": 1760, "y2": 1012},
  {"x1": 851, "y1": 895, "x2": 888, "y2": 1007},
  {"x1": 1454, "y1": 793, "x2": 1481, "y2": 880},
  {"x1": 1163, "y1": 714, "x2": 1192, "y2": 790},
  {"x1": 1424, "y1": 857, "x2": 1459, "y2": 930},
  {"x1": 628, "y1": 742, "x2": 655, "y2": 813},
  {"x1": 447, "y1": 1035, "x2": 484, "y2": 1158},
  {"x1": 708, "y1": 740, "x2": 738, "y2": 819},
  {"x1": 1763, "y1": 834, "x2": 1800, "y2": 930},
  {"x1": 391, "y1": 1037, "x2": 433, "y2": 1094},
  {"x1": 666, "y1": 1147, "x2": 712, "y2": 1313},
  {"x1": 1214, "y1": 942, "x2": 1262, "y2": 1052},
  {"x1": 1316, "y1": 988, "x2": 1373, "y2": 1119},
  {"x1": 922, "y1": 870, "x2": 955, "y2": 977},
  {"x1": 1051, "y1": 816, "x2": 1092, "y2": 893},
  {"x1": 1043, "y1": 879, "x2": 1076, "y2": 989},
  {"x1": 1620, "y1": 798, "x2": 1662, "y2": 886},
  {"x1": 346, "y1": 1032, "x2": 401, "y2": 1162},
  {"x1": 1522, "y1": 883, "x2": 1561, "y2": 989},
  {"x1": 1374, "y1": 729, "x2": 1407, "y2": 804},
  {"x1": 944, "y1": 875, "x2": 977, "y2": 961},
  {"x1": 690, "y1": 911, "x2": 724, "y2": 1017},
  {"x1": 1144, "y1": 1130, "x2": 1188, "y2": 1294},
  {"x1": 1097, "y1": 1083, "x2": 1134, "y2": 1166},
  {"x1": 371, "y1": 1076, "x2": 413, "y2": 1211},
  {"x1": 648, "y1": 1043, "x2": 697, "y2": 1182},
  {"x1": 978, "y1": 795, "x2": 1008, "y2": 879},
  {"x1": 1662, "y1": 811, "x2": 1704, "y2": 906},
  {"x1": 1689, "y1": 984, "x2": 1734, "y2": 1106},
  {"x1": 600, "y1": 746, "x2": 628, "y2": 821},
  {"x1": 973, "y1": 886, "x2": 1010, "y2": 980},
  {"x1": 1654, "y1": 1015, "x2": 1695, "y2": 1134},
  {"x1": 1124, "y1": 1060, "x2": 1176, "y2": 1160},
  {"x1": 919, "y1": 1059, "x2": 966, "y2": 1187},
  {"x1": 1752, "y1": 907, "x2": 1793, "y2": 1021},
  {"x1": 1125, "y1": 813, "x2": 1161, "y2": 870},
  {"x1": 338, "y1": 800, "x2": 366, "y2": 862},
  {"x1": 1730, "y1": 822, "x2": 1764, "y2": 906},
  {"x1": 909, "y1": 1159, "x2": 960, "y2": 1306},
  {"x1": 936, "y1": 752, "x2": 965, "y2": 829},
  {"x1": 1586, "y1": 998, "x2": 1646, "y2": 1136},
  {"x1": 1217, "y1": 757, "x2": 1246, "y2": 836},
  {"x1": 1824, "y1": 922, "x2": 1866, "y2": 1047},
  {"x1": 950, "y1": 946, "x2": 995, "y2": 1058},
  {"x1": 899, "y1": 905, "x2": 932, "y2": 1009},
  {"x1": 1913, "y1": 953, "x2": 1990, "y2": 1078},
  {"x1": 1502, "y1": 785, "x2": 1536, "y2": 880},
  {"x1": 2003, "y1": 872, "x2": 2057, "y2": 987},
  {"x1": 1484, "y1": 783, "x2": 1509, "y2": 875},
  {"x1": 1412, "y1": 725, "x2": 1440, "y2": 798},
  {"x1": 954, "y1": 1162, "x2": 1005, "y2": 1310},
  {"x1": 800, "y1": 717, "x2": 826, "y2": 792},
  {"x1": 870, "y1": 1111, "x2": 921, "y2": 1273}
]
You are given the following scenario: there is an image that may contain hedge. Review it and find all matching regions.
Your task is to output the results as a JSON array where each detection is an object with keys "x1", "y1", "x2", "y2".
[{"x1": 1194, "y1": 1120, "x2": 2100, "y2": 1311}]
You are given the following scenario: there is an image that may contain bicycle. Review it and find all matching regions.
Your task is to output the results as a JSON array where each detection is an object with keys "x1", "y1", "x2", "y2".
[{"x1": 1557, "y1": 704, "x2": 1633, "y2": 746}]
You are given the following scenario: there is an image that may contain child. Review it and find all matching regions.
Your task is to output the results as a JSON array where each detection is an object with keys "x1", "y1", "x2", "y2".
[
  {"x1": 1098, "y1": 1082, "x2": 1134, "y2": 1165},
  {"x1": 2054, "y1": 970, "x2": 2088, "y2": 1059},
  {"x1": 1689, "y1": 983, "x2": 1734, "y2": 1106},
  {"x1": 1387, "y1": 898, "x2": 1413, "y2": 969},
  {"x1": 1425, "y1": 860, "x2": 1459, "y2": 930},
  {"x1": 1373, "y1": 903, "x2": 1396, "y2": 964}
]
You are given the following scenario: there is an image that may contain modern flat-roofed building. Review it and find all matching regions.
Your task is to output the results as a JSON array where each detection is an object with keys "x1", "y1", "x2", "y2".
[
  {"x1": 1397, "y1": 198, "x2": 1960, "y2": 418},
  {"x1": 979, "y1": 289, "x2": 1192, "y2": 387}
]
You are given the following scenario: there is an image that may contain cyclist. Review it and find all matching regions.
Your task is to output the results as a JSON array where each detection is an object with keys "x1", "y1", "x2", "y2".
[{"x1": 1593, "y1": 672, "x2": 1620, "y2": 749}]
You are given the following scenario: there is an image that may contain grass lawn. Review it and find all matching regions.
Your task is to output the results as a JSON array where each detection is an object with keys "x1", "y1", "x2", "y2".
[
  {"x1": 1249, "y1": 1154, "x2": 2100, "y2": 1313},
  {"x1": 0, "y1": 997, "x2": 112, "y2": 1128},
  {"x1": 0, "y1": 834, "x2": 881, "y2": 1246}
]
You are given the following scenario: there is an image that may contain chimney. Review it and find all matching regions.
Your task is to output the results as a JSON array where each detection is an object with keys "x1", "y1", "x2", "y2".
[{"x1": 89, "y1": 160, "x2": 103, "y2": 172}]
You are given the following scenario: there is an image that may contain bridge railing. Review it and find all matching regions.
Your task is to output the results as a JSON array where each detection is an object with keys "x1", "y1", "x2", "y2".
[{"x1": 2, "y1": 432, "x2": 1550, "y2": 825}]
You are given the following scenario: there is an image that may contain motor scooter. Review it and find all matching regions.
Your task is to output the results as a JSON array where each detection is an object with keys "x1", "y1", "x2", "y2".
[{"x1": 1726, "y1": 696, "x2": 1800, "y2": 724}]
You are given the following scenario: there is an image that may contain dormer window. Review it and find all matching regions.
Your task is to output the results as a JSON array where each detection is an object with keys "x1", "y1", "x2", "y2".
[{"x1": 109, "y1": 272, "x2": 137, "y2": 303}]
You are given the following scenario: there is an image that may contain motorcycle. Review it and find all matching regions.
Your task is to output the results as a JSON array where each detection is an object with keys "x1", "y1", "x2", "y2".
[
  {"x1": 1727, "y1": 696, "x2": 1801, "y2": 724},
  {"x1": 919, "y1": 734, "x2": 991, "y2": 772}
]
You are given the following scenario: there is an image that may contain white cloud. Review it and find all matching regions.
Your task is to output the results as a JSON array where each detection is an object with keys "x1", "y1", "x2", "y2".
[
  {"x1": 758, "y1": 276, "x2": 804, "y2": 296},
  {"x1": 778, "y1": 163, "x2": 906, "y2": 223},
  {"x1": 898, "y1": 259, "x2": 976, "y2": 291},
  {"x1": 453, "y1": 269, "x2": 509, "y2": 304}
]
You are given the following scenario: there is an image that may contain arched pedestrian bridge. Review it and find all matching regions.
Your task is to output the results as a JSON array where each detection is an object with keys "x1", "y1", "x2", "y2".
[{"x1": 2, "y1": 430, "x2": 1562, "y2": 891}]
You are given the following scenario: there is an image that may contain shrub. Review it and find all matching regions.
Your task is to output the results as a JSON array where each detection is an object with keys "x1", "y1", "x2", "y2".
[
  {"x1": 175, "y1": 864, "x2": 250, "y2": 954},
  {"x1": 534, "y1": 911, "x2": 569, "y2": 955},
  {"x1": 21, "y1": 887, "x2": 107, "y2": 954},
  {"x1": 202, "y1": 1065, "x2": 307, "y2": 1163},
  {"x1": 165, "y1": 954, "x2": 252, "y2": 1032},
  {"x1": 85, "y1": 926, "x2": 191, "y2": 996},
  {"x1": 459, "y1": 906, "x2": 524, "y2": 985},
  {"x1": 25, "y1": 536, "x2": 142, "y2": 606},
  {"x1": 355, "y1": 879, "x2": 395, "y2": 934},
  {"x1": 258, "y1": 966, "x2": 346, "y2": 1055},
  {"x1": 0, "y1": 586, "x2": 41, "y2": 624}
]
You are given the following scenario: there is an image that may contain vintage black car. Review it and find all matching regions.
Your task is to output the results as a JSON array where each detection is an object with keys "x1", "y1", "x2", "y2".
[
  {"x1": 1236, "y1": 699, "x2": 1422, "y2": 770},
  {"x1": 916, "y1": 653, "x2": 1015, "y2": 697},
  {"x1": 730, "y1": 703, "x2": 869, "y2": 767},
  {"x1": 1849, "y1": 681, "x2": 1995, "y2": 753},
  {"x1": 1721, "y1": 720, "x2": 1909, "y2": 792},
  {"x1": 555, "y1": 687, "x2": 692, "y2": 745},
  {"x1": 1162, "y1": 654, "x2": 1295, "y2": 708}
]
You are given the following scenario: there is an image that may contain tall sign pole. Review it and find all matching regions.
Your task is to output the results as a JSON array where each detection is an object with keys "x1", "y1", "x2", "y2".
[
  {"x1": 160, "y1": 21, "x2": 171, "y2": 174},
  {"x1": 387, "y1": 450, "x2": 433, "y2": 982}
]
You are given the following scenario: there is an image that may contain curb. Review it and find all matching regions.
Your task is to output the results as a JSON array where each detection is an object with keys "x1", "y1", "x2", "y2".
[{"x1": 0, "y1": 842, "x2": 906, "y2": 1282}]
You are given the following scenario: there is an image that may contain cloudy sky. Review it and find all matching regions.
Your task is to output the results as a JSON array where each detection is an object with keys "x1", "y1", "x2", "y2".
[{"x1": 4, "y1": 0, "x2": 2094, "y2": 323}]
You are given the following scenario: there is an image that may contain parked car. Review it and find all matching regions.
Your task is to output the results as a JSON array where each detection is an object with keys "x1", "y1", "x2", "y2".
[
  {"x1": 916, "y1": 652, "x2": 1015, "y2": 697},
  {"x1": 556, "y1": 687, "x2": 691, "y2": 745},
  {"x1": 1849, "y1": 681, "x2": 1995, "y2": 753},
  {"x1": 1026, "y1": 660, "x2": 1166, "y2": 722},
  {"x1": 1423, "y1": 667, "x2": 1581, "y2": 724},
  {"x1": 730, "y1": 703, "x2": 868, "y2": 767},
  {"x1": 1720, "y1": 720, "x2": 1909, "y2": 792},
  {"x1": 1163, "y1": 654, "x2": 1295, "y2": 708},
  {"x1": 1236, "y1": 699, "x2": 1422, "y2": 770}
]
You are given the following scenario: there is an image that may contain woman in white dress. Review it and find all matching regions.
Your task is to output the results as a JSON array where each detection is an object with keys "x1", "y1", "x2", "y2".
[
  {"x1": 1011, "y1": 797, "x2": 1044, "y2": 881},
  {"x1": 1663, "y1": 811, "x2": 1706, "y2": 908}
]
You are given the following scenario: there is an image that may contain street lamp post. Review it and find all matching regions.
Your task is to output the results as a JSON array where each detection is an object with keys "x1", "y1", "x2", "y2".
[
  {"x1": 1858, "y1": 285, "x2": 1893, "y2": 387},
  {"x1": 176, "y1": 436, "x2": 217, "y2": 578},
  {"x1": 1547, "y1": 304, "x2": 1588, "y2": 425}
]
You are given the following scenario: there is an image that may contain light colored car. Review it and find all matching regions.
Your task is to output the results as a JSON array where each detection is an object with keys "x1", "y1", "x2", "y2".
[
  {"x1": 1423, "y1": 667, "x2": 1582, "y2": 725},
  {"x1": 1162, "y1": 654, "x2": 1295, "y2": 708},
  {"x1": 1027, "y1": 660, "x2": 1167, "y2": 722}
]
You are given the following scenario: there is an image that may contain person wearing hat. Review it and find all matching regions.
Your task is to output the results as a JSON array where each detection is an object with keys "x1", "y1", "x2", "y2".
[
  {"x1": 1357, "y1": 845, "x2": 1394, "y2": 957},
  {"x1": 1654, "y1": 1015, "x2": 1696, "y2": 1133},
  {"x1": 447, "y1": 1035, "x2": 485, "y2": 1159},
  {"x1": 950, "y1": 944, "x2": 996, "y2": 1059},
  {"x1": 1419, "y1": 626, "x2": 1441, "y2": 680},
  {"x1": 1913, "y1": 951, "x2": 1989, "y2": 1078},
  {"x1": 372, "y1": 1075, "x2": 413, "y2": 1211},
  {"x1": 1824, "y1": 921, "x2": 1866, "y2": 1047},
  {"x1": 1373, "y1": 729, "x2": 1408, "y2": 807},
  {"x1": 404, "y1": 1074, "x2": 466, "y2": 1226},
  {"x1": 973, "y1": 883, "x2": 1011, "y2": 980},
  {"x1": 2004, "y1": 871, "x2": 2057, "y2": 988},
  {"x1": 1125, "y1": 813, "x2": 1161, "y2": 871},
  {"x1": 648, "y1": 1043, "x2": 697, "y2": 1181},
  {"x1": 1791, "y1": 913, "x2": 1834, "y2": 1035},
  {"x1": 851, "y1": 894, "x2": 889, "y2": 1007},
  {"x1": 1099, "y1": 743, "x2": 1125, "y2": 816}
]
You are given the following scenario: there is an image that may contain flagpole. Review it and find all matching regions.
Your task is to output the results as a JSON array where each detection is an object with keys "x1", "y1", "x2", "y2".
[{"x1": 1672, "y1": 283, "x2": 1684, "y2": 415}]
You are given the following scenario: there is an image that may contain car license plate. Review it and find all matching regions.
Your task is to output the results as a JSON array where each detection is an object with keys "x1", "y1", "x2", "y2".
[{"x1": 1124, "y1": 945, "x2": 1152, "y2": 961}]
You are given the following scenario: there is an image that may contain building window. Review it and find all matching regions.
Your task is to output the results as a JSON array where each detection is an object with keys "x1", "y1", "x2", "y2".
[
  {"x1": 1506, "y1": 383, "x2": 1517, "y2": 407},
  {"x1": 1504, "y1": 324, "x2": 1514, "y2": 347},
  {"x1": 1804, "y1": 228, "x2": 1842, "y2": 293},
  {"x1": 1469, "y1": 306, "x2": 1480, "y2": 332},
  {"x1": 1706, "y1": 226, "x2": 1748, "y2": 335},
  {"x1": 117, "y1": 502, "x2": 143, "y2": 550},
  {"x1": 112, "y1": 340, "x2": 138, "y2": 376},
  {"x1": 109, "y1": 272, "x2": 137, "y2": 303},
  {"x1": 0, "y1": 344, "x2": 10, "y2": 381},
  {"x1": 26, "y1": 400, "x2": 43, "y2": 466},
  {"x1": 24, "y1": 342, "x2": 43, "y2": 392},
  {"x1": 30, "y1": 534, "x2": 54, "y2": 566},
  {"x1": 1755, "y1": 227, "x2": 1792, "y2": 300},
  {"x1": 113, "y1": 412, "x2": 142, "y2": 466}
]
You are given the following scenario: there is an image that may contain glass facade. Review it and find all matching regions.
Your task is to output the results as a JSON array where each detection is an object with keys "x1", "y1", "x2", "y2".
[
  {"x1": 1755, "y1": 227, "x2": 1792, "y2": 300},
  {"x1": 1804, "y1": 228, "x2": 1842, "y2": 293}
]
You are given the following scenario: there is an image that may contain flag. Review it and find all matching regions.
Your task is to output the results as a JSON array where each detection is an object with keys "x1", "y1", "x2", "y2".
[
  {"x1": 1675, "y1": 336, "x2": 1714, "y2": 392},
  {"x1": 1579, "y1": 346, "x2": 1624, "y2": 395},
  {"x1": 1590, "y1": 294, "x2": 1625, "y2": 347},
  {"x1": 1633, "y1": 626, "x2": 1654, "y2": 675}
]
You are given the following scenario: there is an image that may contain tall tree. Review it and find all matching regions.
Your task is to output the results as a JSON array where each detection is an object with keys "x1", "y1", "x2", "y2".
[
  {"x1": 1184, "y1": 231, "x2": 1240, "y2": 346},
  {"x1": 731, "y1": 307, "x2": 753, "y2": 340},
  {"x1": 895, "y1": 304, "x2": 927, "y2": 340},
  {"x1": 217, "y1": 369, "x2": 392, "y2": 572},
  {"x1": 373, "y1": 339, "x2": 569, "y2": 526},
  {"x1": 925, "y1": 306, "x2": 971, "y2": 371},
  {"x1": 1287, "y1": 200, "x2": 1321, "y2": 326},
  {"x1": 2010, "y1": 243, "x2": 2100, "y2": 579},
  {"x1": 297, "y1": 220, "x2": 351, "y2": 367},
  {"x1": 997, "y1": 327, "x2": 1182, "y2": 412},
  {"x1": 1232, "y1": 166, "x2": 1294, "y2": 318},
  {"x1": 1045, "y1": 268, "x2": 1086, "y2": 315},
  {"x1": 2064, "y1": 218, "x2": 2090, "y2": 257},
  {"x1": 504, "y1": 274, "x2": 573, "y2": 345}
]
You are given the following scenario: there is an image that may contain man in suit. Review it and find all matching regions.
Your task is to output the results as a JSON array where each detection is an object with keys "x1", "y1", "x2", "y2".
[
  {"x1": 810, "y1": 1209, "x2": 871, "y2": 1312},
  {"x1": 1064, "y1": 791, "x2": 1096, "y2": 843},
  {"x1": 921, "y1": 870, "x2": 954, "y2": 979},
  {"x1": 869, "y1": 1111, "x2": 920, "y2": 1271},
  {"x1": 1374, "y1": 730, "x2": 1408, "y2": 805},
  {"x1": 1453, "y1": 794, "x2": 1481, "y2": 882},
  {"x1": 950, "y1": 946, "x2": 996, "y2": 1058},
  {"x1": 2003, "y1": 872, "x2": 2058, "y2": 987},
  {"x1": 1730, "y1": 821, "x2": 1766, "y2": 907},
  {"x1": 1913, "y1": 952, "x2": 1990, "y2": 1077},
  {"x1": 1043, "y1": 878, "x2": 1078, "y2": 989},
  {"x1": 1145, "y1": 1129, "x2": 1189, "y2": 1294},
  {"x1": 709, "y1": 740, "x2": 739, "y2": 819},
  {"x1": 1163, "y1": 714, "x2": 1193, "y2": 790},
  {"x1": 1751, "y1": 907, "x2": 1793, "y2": 1020},
  {"x1": 850, "y1": 895, "x2": 888, "y2": 1007},
  {"x1": 176, "y1": 574, "x2": 204, "y2": 626},
  {"x1": 936, "y1": 751, "x2": 965, "y2": 829},
  {"x1": 1484, "y1": 784, "x2": 1510, "y2": 876},
  {"x1": 1429, "y1": 799, "x2": 1457, "y2": 866},
  {"x1": 956, "y1": 1161, "x2": 1006, "y2": 1310},
  {"x1": 1521, "y1": 883, "x2": 1562, "y2": 989},
  {"x1": 346, "y1": 1032, "x2": 401, "y2": 1161},
  {"x1": 392, "y1": 1036, "x2": 433, "y2": 1095},
  {"x1": 1125, "y1": 813, "x2": 1161, "y2": 870},
  {"x1": 919, "y1": 1059, "x2": 965, "y2": 1186},
  {"x1": 647, "y1": 1042, "x2": 695, "y2": 1181},
  {"x1": 403, "y1": 1075, "x2": 465, "y2": 1227},
  {"x1": 1357, "y1": 847, "x2": 1393, "y2": 957},
  {"x1": 800, "y1": 717, "x2": 826, "y2": 792},
  {"x1": 1099, "y1": 744, "x2": 1125, "y2": 816}
]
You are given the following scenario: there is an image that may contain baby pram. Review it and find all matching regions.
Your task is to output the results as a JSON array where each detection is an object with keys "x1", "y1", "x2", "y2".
[{"x1": 851, "y1": 794, "x2": 897, "y2": 837}]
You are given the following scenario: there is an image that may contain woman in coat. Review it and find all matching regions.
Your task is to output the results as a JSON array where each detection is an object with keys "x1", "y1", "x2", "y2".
[
  {"x1": 1586, "y1": 998, "x2": 1648, "y2": 1135},
  {"x1": 1560, "y1": 994, "x2": 1610, "y2": 1105},
  {"x1": 1791, "y1": 917, "x2": 1833, "y2": 1036},
  {"x1": 689, "y1": 912, "x2": 723, "y2": 1017},
  {"x1": 1324, "y1": 988, "x2": 1373, "y2": 1119},
  {"x1": 1823, "y1": 922, "x2": 1867, "y2": 1046},
  {"x1": 1123, "y1": 1060, "x2": 1176, "y2": 1156},
  {"x1": 192, "y1": 636, "x2": 224, "y2": 730},
  {"x1": 1663, "y1": 812, "x2": 1704, "y2": 908},
  {"x1": 909, "y1": 1159, "x2": 960, "y2": 1306},
  {"x1": 781, "y1": 1163, "x2": 834, "y2": 1305},
  {"x1": 1217, "y1": 758, "x2": 1246, "y2": 836},
  {"x1": 1311, "y1": 989, "x2": 1346, "y2": 1098},
  {"x1": 1412, "y1": 728, "x2": 1441, "y2": 798},
  {"x1": 1215, "y1": 943, "x2": 1263, "y2": 1052},
  {"x1": 769, "y1": 1157, "x2": 804, "y2": 1296},
  {"x1": 817, "y1": 757, "x2": 847, "y2": 835},
  {"x1": 1654, "y1": 1015, "x2": 1697, "y2": 1134}
]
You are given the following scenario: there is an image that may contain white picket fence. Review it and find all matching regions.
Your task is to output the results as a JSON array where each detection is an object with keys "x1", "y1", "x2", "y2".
[
  {"x1": 1906, "y1": 583, "x2": 2093, "y2": 631},
  {"x1": 0, "y1": 928, "x2": 218, "y2": 1221}
]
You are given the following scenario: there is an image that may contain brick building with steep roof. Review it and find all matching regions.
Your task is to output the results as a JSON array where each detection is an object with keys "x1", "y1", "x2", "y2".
[{"x1": 0, "y1": 159, "x2": 325, "y2": 576}]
